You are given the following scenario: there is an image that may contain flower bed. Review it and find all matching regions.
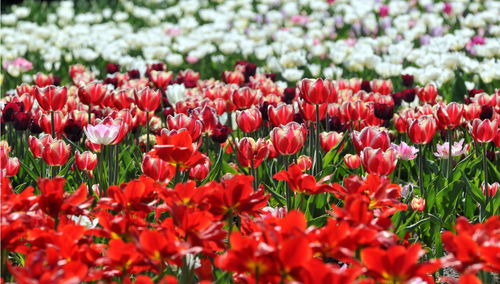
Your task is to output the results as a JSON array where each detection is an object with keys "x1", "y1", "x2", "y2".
[{"x1": 1, "y1": 0, "x2": 500, "y2": 283}]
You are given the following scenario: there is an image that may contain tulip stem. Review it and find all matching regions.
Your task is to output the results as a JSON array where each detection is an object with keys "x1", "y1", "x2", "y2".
[
  {"x1": 418, "y1": 144, "x2": 425, "y2": 197},
  {"x1": 447, "y1": 129, "x2": 452, "y2": 181},
  {"x1": 50, "y1": 110, "x2": 55, "y2": 137},
  {"x1": 315, "y1": 104, "x2": 321, "y2": 175},
  {"x1": 482, "y1": 143, "x2": 489, "y2": 220},
  {"x1": 146, "y1": 112, "x2": 150, "y2": 152}
]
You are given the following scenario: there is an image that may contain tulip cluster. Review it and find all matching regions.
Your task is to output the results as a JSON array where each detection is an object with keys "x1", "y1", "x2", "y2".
[{"x1": 1, "y1": 57, "x2": 500, "y2": 283}]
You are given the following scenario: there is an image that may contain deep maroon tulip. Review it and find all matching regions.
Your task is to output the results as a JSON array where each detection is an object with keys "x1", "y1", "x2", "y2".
[
  {"x1": 401, "y1": 74, "x2": 414, "y2": 87},
  {"x1": 2, "y1": 102, "x2": 24, "y2": 122},
  {"x1": 265, "y1": 73, "x2": 277, "y2": 81},
  {"x1": 374, "y1": 103, "x2": 394, "y2": 120},
  {"x1": 328, "y1": 116, "x2": 346, "y2": 132},
  {"x1": 361, "y1": 80, "x2": 372, "y2": 92},
  {"x1": 479, "y1": 105, "x2": 494, "y2": 120},
  {"x1": 283, "y1": 87, "x2": 296, "y2": 104},
  {"x1": 106, "y1": 63, "x2": 120, "y2": 74},
  {"x1": 63, "y1": 119, "x2": 84, "y2": 142},
  {"x1": 391, "y1": 92, "x2": 404, "y2": 106},
  {"x1": 468, "y1": 89, "x2": 484, "y2": 97},
  {"x1": 211, "y1": 124, "x2": 232, "y2": 144},
  {"x1": 29, "y1": 119, "x2": 43, "y2": 134},
  {"x1": 13, "y1": 112, "x2": 31, "y2": 130},
  {"x1": 403, "y1": 88, "x2": 416, "y2": 102},
  {"x1": 127, "y1": 69, "x2": 141, "y2": 79}
]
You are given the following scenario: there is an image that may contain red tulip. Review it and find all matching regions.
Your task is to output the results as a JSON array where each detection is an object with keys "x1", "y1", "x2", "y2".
[
  {"x1": 153, "y1": 130, "x2": 205, "y2": 169},
  {"x1": 298, "y1": 100, "x2": 327, "y2": 122},
  {"x1": 232, "y1": 87, "x2": 261, "y2": 109},
  {"x1": 319, "y1": 131, "x2": 344, "y2": 152},
  {"x1": 268, "y1": 103, "x2": 295, "y2": 127},
  {"x1": 39, "y1": 110, "x2": 66, "y2": 136},
  {"x1": 270, "y1": 122, "x2": 307, "y2": 155},
  {"x1": 166, "y1": 113, "x2": 203, "y2": 141},
  {"x1": 370, "y1": 79, "x2": 393, "y2": 95},
  {"x1": 360, "y1": 147, "x2": 398, "y2": 176},
  {"x1": 134, "y1": 86, "x2": 161, "y2": 112},
  {"x1": 464, "y1": 103, "x2": 482, "y2": 121},
  {"x1": 42, "y1": 139, "x2": 71, "y2": 166},
  {"x1": 149, "y1": 70, "x2": 173, "y2": 89},
  {"x1": 407, "y1": 116, "x2": 437, "y2": 144},
  {"x1": 223, "y1": 70, "x2": 245, "y2": 85},
  {"x1": 341, "y1": 100, "x2": 369, "y2": 123},
  {"x1": 141, "y1": 153, "x2": 175, "y2": 183},
  {"x1": 352, "y1": 127, "x2": 391, "y2": 153},
  {"x1": 28, "y1": 134, "x2": 54, "y2": 158},
  {"x1": 297, "y1": 78, "x2": 336, "y2": 105},
  {"x1": 34, "y1": 85, "x2": 68, "y2": 111},
  {"x1": 236, "y1": 107, "x2": 262, "y2": 133},
  {"x1": 112, "y1": 88, "x2": 135, "y2": 110},
  {"x1": 2, "y1": 157, "x2": 20, "y2": 177},
  {"x1": 435, "y1": 102, "x2": 463, "y2": 130},
  {"x1": 78, "y1": 81, "x2": 108, "y2": 105},
  {"x1": 361, "y1": 243, "x2": 439, "y2": 283},
  {"x1": 274, "y1": 164, "x2": 333, "y2": 195},
  {"x1": 469, "y1": 119, "x2": 498, "y2": 143},
  {"x1": 344, "y1": 154, "x2": 361, "y2": 169},
  {"x1": 296, "y1": 155, "x2": 312, "y2": 171},
  {"x1": 235, "y1": 137, "x2": 270, "y2": 168},
  {"x1": 417, "y1": 84, "x2": 438, "y2": 104},
  {"x1": 33, "y1": 72, "x2": 55, "y2": 87},
  {"x1": 189, "y1": 157, "x2": 210, "y2": 180},
  {"x1": 75, "y1": 150, "x2": 97, "y2": 171}
]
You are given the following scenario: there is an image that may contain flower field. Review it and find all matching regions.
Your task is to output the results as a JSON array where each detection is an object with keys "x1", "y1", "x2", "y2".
[{"x1": 1, "y1": 0, "x2": 500, "y2": 283}]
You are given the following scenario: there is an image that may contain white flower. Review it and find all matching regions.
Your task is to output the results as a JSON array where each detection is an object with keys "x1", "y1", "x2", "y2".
[
  {"x1": 166, "y1": 84, "x2": 186, "y2": 105},
  {"x1": 282, "y1": 68, "x2": 304, "y2": 82},
  {"x1": 70, "y1": 215, "x2": 99, "y2": 229}
]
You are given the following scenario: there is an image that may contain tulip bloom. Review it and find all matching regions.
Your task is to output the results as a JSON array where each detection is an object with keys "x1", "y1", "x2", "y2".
[
  {"x1": 232, "y1": 87, "x2": 261, "y2": 109},
  {"x1": 153, "y1": 130, "x2": 205, "y2": 169},
  {"x1": 42, "y1": 140, "x2": 71, "y2": 166},
  {"x1": 482, "y1": 182, "x2": 499, "y2": 197},
  {"x1": 84, "y1": 122, "x2": 120, "y2": 145},
  {"x1": 134, "y1": 87, "x2": 161, "y2": 112},
  {"x1": 75, "y1": 150, "x2": 98, "y2": 171},
  {"x1": 2, "y1": 157, "x2": 20, "y2": 177},
  {"x1": 352, "y1": 127, "x2": 391, "y2": 153},
  {"x1": 344, "y1": 154, "x2": 361, "y2": 169},
  {"x1": 297, "y1": 78, "x2": 336, "y2": 105},
  {"x1": 407, "y1": 116, "x2": 437, "y2": 144},
  {"x1": 390, "y1": 142, "x2": 418, "y2": 161},
  {"x1": 189, "y1": 158, "x2": 210, "y2": 180},
  {"x1": 270, "y1": 122, "x2": 306, "y2": 155},
  {"x1": 417, "y1": 84, "x2": 438, "y2": 104},
  {"x1": 235, "y1": 137, "x2": 270, "y2": 168},
  {"x1": 411, "y1": 196, "x2": 426, "y2": 211},
  {"x1": 34, "y1": 85, "x2": 68, "y2": 111},
  {"x1": 268, "y1": 103, "x2": 295, "y2": 127},
  {"x1": 435, "y1": 102, "x2": 463, "y2": 130},
  {"x1": 78, "y1": 81, "x2": 107, "y2": 105},
  {"x1": 149, "y1": 70, "x2": 173, "y2": 89},
  {"x1": 274, "y1": 164, "x2": 333, "y2": 195},
  {"x1": 296, "y1": 155, "x2": 312, "y2": 171},
  {"x1": 434, "y1": 139, "x2": 470, "y2": 159},
  {"x1": 166, "y1": 113, "x2": 203, "y2": 141},
  {"x1": 360, "y1": 147, "x2": 398, "y2": 176},
  {"x1": 235, "y1": 107, "x2": 262, "y2": 133},
  {"x1": 141, "y1": 154, "x2": 175, "y2": 183},
  {"x1": 469, "y1": 119, "x2": 498, "y2": 143},
  {"x1": 319, "y1": 131, "x2": 344, "y2": 152}
]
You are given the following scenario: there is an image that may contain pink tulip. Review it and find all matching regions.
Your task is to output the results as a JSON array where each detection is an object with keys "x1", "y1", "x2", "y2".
[{"x1": 84, "y1": 123, "x2": 120, "y2": 145}]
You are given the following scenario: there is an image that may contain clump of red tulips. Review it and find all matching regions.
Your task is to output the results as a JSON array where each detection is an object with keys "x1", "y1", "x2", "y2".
[{"x1": 1, "y1": 62, "x2": 499, "y2": 283}]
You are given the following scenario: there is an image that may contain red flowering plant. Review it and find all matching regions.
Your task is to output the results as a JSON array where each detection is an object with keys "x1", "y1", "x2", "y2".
[{"x1": 2, "y1": 60, "x2": 500, "y2": 283}]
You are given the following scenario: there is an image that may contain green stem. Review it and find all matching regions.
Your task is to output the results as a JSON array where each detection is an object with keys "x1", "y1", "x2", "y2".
[
  {"x1": 418, "y1": 144, "x2": 425, "y2": 197},
  {"x1": 483, "y1": 143, "x2": 490, "y2": 219},
  {"x1": 146, "y1": 111, "x2": 150, "y2": 152},
  {"x1": 447, "y1": 129, "x2": 453, "y2": 181},
  {"x1": 315, "y1": 104, "x2": 321, "y2": 175}
]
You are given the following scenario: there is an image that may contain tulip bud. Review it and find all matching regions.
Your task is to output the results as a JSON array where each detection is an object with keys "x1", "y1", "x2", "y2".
[
  {"x1": 75, "y1": 151, "x2": 98, "y2": 171},
  {"x1": 42, "y1": 140, "x2": 71, "y2": 166},
  {"x1": 411, "y1": 196, "x2": 426, "y2": 212},
  {"x1": 344, "y1": 154, "x2": 361, "y2": 169}
]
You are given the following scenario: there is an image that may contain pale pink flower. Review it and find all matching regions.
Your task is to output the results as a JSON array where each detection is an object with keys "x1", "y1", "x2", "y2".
[
  {"x1": 434, "y1": 139, "x2": 470, "y2": 159},
  {"x1": 391, "y1": 142, "x2": 418, "y2": 160},
  {"x1": 84, "y1": 123, "x2": 120, "y2": 145},
  {"x1": 186, "y1": 56, "x2": 199, "y2": 64}
]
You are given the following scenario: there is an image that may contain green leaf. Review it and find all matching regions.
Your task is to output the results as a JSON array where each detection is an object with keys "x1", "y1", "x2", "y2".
[{"x1": 451, "y1": 70, "x2": 466, "y2": 103}]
